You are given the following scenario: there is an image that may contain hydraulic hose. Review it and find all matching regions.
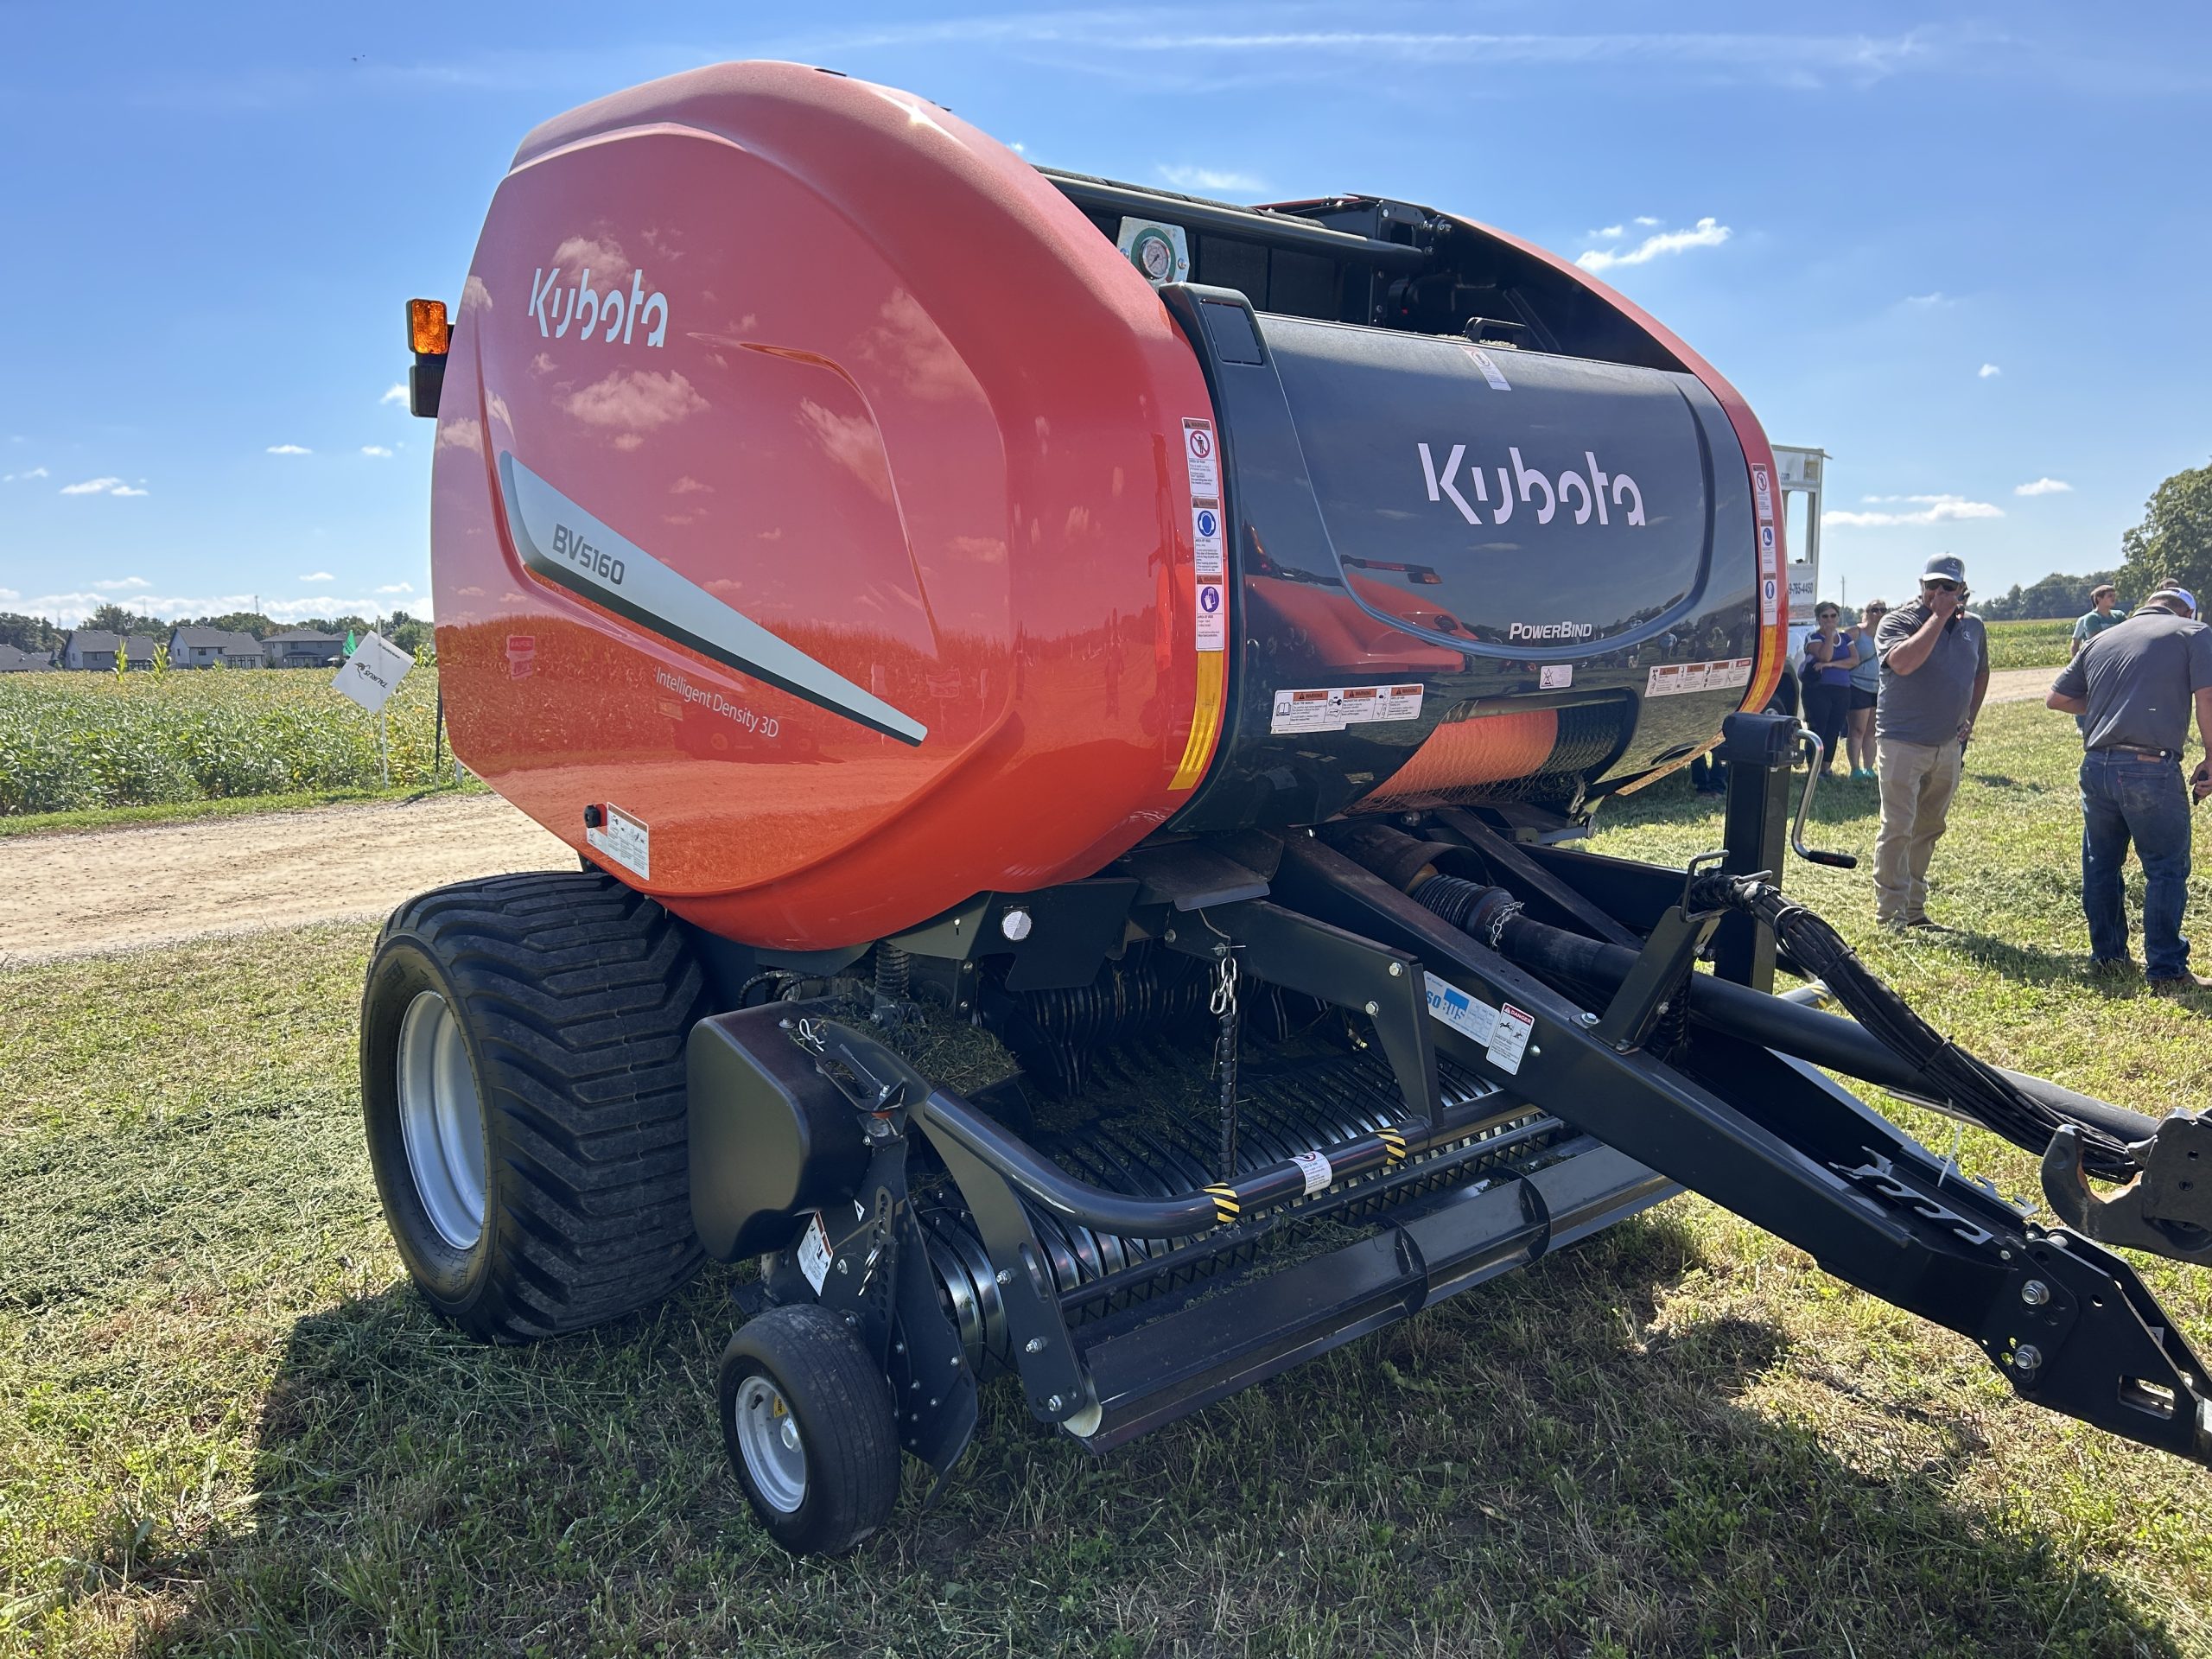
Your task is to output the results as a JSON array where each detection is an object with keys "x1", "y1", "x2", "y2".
[
  {"x1": 1407, "y1": 871, "x2": 2152, "y2": 1179},
  {"x1": 1686, "y1": 871, "x2": 2143, "y2": 1179}
]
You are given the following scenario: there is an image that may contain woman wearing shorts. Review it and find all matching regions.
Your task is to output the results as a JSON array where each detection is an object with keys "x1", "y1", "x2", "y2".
[{"x1": 1846, "y1": 599, "x2": 1885, "y2": 779}]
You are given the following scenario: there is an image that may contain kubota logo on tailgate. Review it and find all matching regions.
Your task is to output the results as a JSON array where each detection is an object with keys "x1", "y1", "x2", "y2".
[
  {"x1": 528, "y1": 265, "x2": 670, "y2": 346},
  {"x1": 1417, "y1": 444, "x2": 1647, "y2": 529}
]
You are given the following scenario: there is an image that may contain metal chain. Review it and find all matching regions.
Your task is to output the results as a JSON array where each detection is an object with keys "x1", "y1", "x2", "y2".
[{"x1": 1211, "y1": 952, "x2": 1241, "y2": 1180}]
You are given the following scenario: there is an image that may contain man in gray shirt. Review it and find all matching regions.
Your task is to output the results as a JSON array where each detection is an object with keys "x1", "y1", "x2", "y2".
[
  {"x1": 2047, "y1": 587, "x2": 2212, "y2": 990},
  {"x1": 1872, "y1": 554, "x2": 1990, "y2": 928}
]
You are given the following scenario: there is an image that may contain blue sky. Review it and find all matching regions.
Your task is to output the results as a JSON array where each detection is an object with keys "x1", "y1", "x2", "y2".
[{"x1": 4, "y1": 2, "x2": 2207, "y2": 625}]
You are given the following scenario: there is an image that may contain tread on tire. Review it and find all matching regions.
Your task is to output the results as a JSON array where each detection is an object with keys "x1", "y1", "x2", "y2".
[{"x1": 361, "y1": 869, "x2": 705, "y2": 1341}]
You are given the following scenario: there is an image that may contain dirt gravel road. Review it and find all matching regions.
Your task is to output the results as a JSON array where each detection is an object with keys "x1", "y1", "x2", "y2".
[
  {"x1": 0, "y1": 670, "x2": 2069, "y2": 969},
  {"x1": 1984, "y1": 665, "x2": 2060, "y2": 704},
  {"x1": 0, "y1": 794, "x2": 572, "y2": 968}
]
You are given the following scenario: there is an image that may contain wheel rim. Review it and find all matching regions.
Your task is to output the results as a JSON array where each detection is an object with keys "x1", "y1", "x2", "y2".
[
  {"x1": 396, "y1": 990, "x2": 488, "y2": 1251},
  {"x1": 733, "y1": 1375, "x2": 808, "y2": 1513}
]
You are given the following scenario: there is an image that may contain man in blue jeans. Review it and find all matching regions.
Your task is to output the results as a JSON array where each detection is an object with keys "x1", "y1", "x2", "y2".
[{"x1": 2047, "y1": 587, "x2": 2212, "y2": 992}]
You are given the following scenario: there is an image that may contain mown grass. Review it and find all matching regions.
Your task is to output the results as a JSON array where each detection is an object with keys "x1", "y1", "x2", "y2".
[
  {"x1": 1986, "y1": 616, "x2": 2075, "y2": 671},
  {"x1": 6, "y1": 699, "x2": 2212, "y2": 1656},
  {"x1": 0, "y1": 670, "x2": 451, "y2": 817}
]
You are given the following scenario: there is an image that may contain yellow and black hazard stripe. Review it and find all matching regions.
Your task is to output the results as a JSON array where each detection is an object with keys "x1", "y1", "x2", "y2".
[
  {"x1": 1205, "y1": 1184, "x2": 1241, "y2": 1227},
  {"x1": 1376, "y1": 1126, "x2": 1408, "y2": 1166}
]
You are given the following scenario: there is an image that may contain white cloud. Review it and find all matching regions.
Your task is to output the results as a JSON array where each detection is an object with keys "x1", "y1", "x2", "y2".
[
  {"x1": 0, "y1": 588, "x2": 16, "y2": 601},
  {"x1": 1978, "y1": 363, "x2": 2001, "y2": 378},
  {"x1": 1576, "y1": 217, "x2": 1731, "y2": 274},
  {"x1": 1589, "y1": 224, "x2": 1624, "y2": 239},
  {"x1": 2015, "y1": 477, "x2": 2072, "y2": 496},
  {"x1": 109, "y1": 485, "x2": 148, "y2": 497},
  {"x1": 3, "y1": 466, "x2": 48, "y2": 482},
  {"x1": 93, "y1": 576, "x2": 151, "y2": 591},
  {"x1": 266, "y1": 442, "x2": 313, "y2": 454},
  {"x1": 1824, "y1": 493, "x2": 2005, "y2": 528},
  {"x1": 564, "y1": 369, "x2": 706, "y2": 431},
  {"x1": 373, "y1": 582, "x2": 415, "y2": 594},
  {"x1": 60, "y1": 475, "x2": 145, "y2": 497},
  {"x1": 1157, "y1": 164, "x2": 1264, "y2": 194},
  {"x1": 361, "y1": 444, "x2": 394, "y2": 457},
  {"x1": 1634, "y1": 215, "x2": 1661, "y2": 226},
  {"x1": 1903, "y1": 291, "x2": 1950, "y2": 306},
  {"x1": 381, "y1": 384, "x2": 409, "y2": 405},
  {"x1": 298, "y1": 571, "x2": 335, "y2": 582}
]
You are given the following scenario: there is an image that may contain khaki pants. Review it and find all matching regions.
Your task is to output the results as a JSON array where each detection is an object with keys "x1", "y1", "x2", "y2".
[{"x1": 1875, "y1": 737, "x2": 1963, "y2": 923}]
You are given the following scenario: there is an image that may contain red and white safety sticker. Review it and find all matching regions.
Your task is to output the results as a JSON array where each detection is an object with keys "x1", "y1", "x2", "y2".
[
  {"x1": 1289, "y1": 1148, "x2": 1333, "y2": 1196},
  {"x1": 1487, "y1": 1004, "x2": 1536, "y2": 1075},
  {"x1": 1751, "y1": 463, "x2": 1775, "y2": 524}
]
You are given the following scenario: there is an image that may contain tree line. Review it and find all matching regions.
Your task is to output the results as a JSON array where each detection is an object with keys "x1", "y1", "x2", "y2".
[{"x1": 0, "y1": 607, "x2": 435, "y2": 660}]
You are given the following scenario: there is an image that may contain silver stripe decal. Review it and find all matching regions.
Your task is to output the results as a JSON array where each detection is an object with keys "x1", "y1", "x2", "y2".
[{"x1": 497, "y1": 451, "x2": 927, "y2": 746}]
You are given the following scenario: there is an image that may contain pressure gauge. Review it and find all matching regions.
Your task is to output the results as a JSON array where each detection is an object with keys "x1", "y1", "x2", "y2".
[{"x1": 1115, "y1": 218, "x2": 1190, "y2": 287}]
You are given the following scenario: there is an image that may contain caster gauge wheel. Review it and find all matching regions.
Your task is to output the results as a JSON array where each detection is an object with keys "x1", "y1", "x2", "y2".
[{"x1": 718, "y1": 1304, "x2": 899, "y2": 1555}]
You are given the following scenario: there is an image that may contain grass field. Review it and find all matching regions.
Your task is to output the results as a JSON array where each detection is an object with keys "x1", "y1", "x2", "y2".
[
  {"x1": 8, "y1": 699, "x2": 2212, "y2": 1656},
  {"x1": 0, "y1": 670, "x2": 454, "y2": 817}
]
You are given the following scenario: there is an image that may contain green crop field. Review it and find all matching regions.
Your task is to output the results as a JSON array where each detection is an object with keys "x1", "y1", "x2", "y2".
[
  {"x1": 6, "y1": 700, "x2": 2212, "y2": 1656},
  {"x1": 0, "y1": 668, "x2": 456, "y2": 818},
  {"x1": 1984, "y1": 617, "x2": 2075, "y2": 671}
]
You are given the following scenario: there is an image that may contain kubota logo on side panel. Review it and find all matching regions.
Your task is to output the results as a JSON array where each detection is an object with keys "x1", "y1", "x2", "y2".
[
  {"x1": 528, "y1": 266, "x2": 670, "y2": 346},
  {"x1": 1416, "y1": 444, "x2": 1647, "y2": 529}
]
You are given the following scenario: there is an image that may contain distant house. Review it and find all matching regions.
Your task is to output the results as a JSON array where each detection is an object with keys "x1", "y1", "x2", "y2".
[
  {"x1": 262, "y1": 627, "x2": 346, "y2": 669},
  {"x1": 167, "y1": 626, "x2": 266, "y2": 669},
  {"x1": 59, "y1": 630, "x2": 160, "y2": 671},
  {"x1": 0, "y1": 643, "x2": 53, "y2": 671}
]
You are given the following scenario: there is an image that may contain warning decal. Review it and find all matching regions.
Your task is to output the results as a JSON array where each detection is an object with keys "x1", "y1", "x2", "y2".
[
  {"x1": 1184, "y1": 417, "x2": 1227, "y2": 653},
  {"x1": 1289, "y1": 1148, "x2": 1333, "y2": 1197},
  {"x1": 797, "y1": 1212, "x2": 832, "y2": 1294},
  {"x1": 1192, "y1": 504, "x2": 1225, "y2": 577},
  {"x1": 1270, "y1": 683, "x2": 1424, "y2": 735},
  {"x1": 1487, "y1": 1004, "x2": 1535, "y2": 1075},
  {"x1": 1182, "y1": 418, "x2": 1221, "y2": 500},
  {"x1": 1645, "y1": 658, "x2": 1755, "y2": 698},
  {"x1": 585, "y1": 801, "x2": 652, "y2": 879},
  {"x1": 1751, "y1": 463, "x2": 1775, "y2": 524},
  {"x1": 1464, "y1": 345, "x2": 1513, "y2": 392},
  {"x1": 1196, "y1": 580, "x2": 1227, "y2": 650}
]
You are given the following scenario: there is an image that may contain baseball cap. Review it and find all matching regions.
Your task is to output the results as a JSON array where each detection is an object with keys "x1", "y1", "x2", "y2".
[
  {"x1": 2147, "y1": 587, "x2": 2199, "y2": 617},
  {"x1": 1922, "y1": 554, "x2": 1967, "y2": 584}
]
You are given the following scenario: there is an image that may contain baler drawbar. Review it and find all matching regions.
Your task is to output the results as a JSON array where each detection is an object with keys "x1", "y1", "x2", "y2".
[{"x1": 362, "y1": 60, "x2": 2212, "y2": 1555}]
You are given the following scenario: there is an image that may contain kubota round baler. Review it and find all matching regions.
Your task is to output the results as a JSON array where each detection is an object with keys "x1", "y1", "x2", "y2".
[{"x1": 365, "y1": 61, "x2": 2212, "y2": 1559}]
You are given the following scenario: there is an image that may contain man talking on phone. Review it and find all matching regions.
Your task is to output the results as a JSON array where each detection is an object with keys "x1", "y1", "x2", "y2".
[
  {"x1": 1873, "y1": 554, "x2": 1990, "y2": 929},
  {"x1": 2047, "y1": 586, "x2": 2212, "y2": 991}
]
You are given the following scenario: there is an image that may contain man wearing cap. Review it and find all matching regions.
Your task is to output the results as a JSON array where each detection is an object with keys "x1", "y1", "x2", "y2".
[
  {"x1": 2047, "y1": 586, "x2": 2212, "y2": 990},
  {"x1": 1872, "y1": 554, "x2": 1991, "y2": 928}
]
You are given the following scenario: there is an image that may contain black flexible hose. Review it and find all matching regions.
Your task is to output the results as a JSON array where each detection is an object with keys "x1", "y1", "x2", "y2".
[
  {"x1": 1685, "y1": 871, "x2": 2141, "y2": 1180},
  {"x1": 1407, "y1": 869, "x2": 2151, "y2": 1179}
]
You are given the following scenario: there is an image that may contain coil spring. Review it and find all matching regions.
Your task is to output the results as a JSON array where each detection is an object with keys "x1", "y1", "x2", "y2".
[{"x1": 873, "y1": 943, "x2": 912, "y2": 1001}]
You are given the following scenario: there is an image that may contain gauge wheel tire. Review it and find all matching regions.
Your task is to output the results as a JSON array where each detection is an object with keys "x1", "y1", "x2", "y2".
[
  {"x1": 719, "y1": 1305, "x2": 901, "y2": 1556},
  {"x1": 360, "y1": 870, "x2": 705, "y2": 1342}
]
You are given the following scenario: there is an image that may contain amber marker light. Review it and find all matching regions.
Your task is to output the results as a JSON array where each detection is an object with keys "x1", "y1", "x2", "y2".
[{"x1": 408, "y1": 297, "x2": 451, "y2": 357}]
